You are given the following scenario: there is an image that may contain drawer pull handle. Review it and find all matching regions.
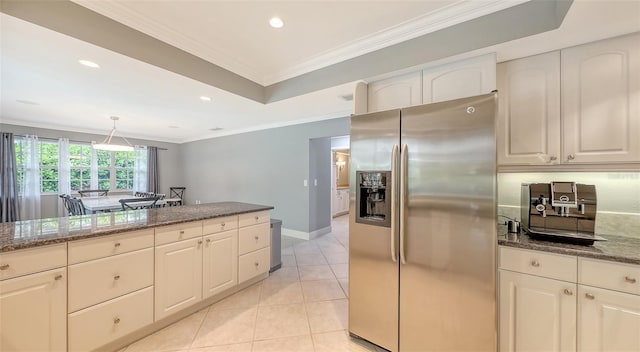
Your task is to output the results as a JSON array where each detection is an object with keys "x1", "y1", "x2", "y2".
[
  {"x1": 255, "y1": 216, "x2": 259, "y2": 221},
  {"x1": 0, "y1": 264, "x2": 9, "y2": 270},
  {"x1": 255, "y1": 236, "x2": 259, "y2": 241},
  {"x1": 625, "y1": 276, "x2": 637, "y2": 284},
  {"x1": 114, "y1": 275, "x2": 120, "y2": 280},
  {"x1": 114, "y1": 242, "x2": 121, "y2": 247},
  {"x1": 114, "y1": 317, "x2": 121, "y2": 324},
  {"x1": 206, "y1": 238, "x2": 211, "y2": 243},
  {"x1": 563, "y1": 289, "x2": 573, "y2": 296},
  {"x1": 585, "y1": 293, "x2": 595, "y2": 300},
  {"x1": 198, "y1": 240, "x2": 203, "y2": 245},
  {"x1": 530, "y1": 260, "x2": 540, "y2": 267},
  {"x1": 254, "y1": 262, "x2": 259, "y2": 267},
  {"x1": 54, "y1": 274, "x2": 63, "y2": 281},
  {"x1": 180, "y1": 230, "x2": 185, "y2": 234},
  {"x1": 221, "y1": 223, "x2": 225, "y2": 227}
]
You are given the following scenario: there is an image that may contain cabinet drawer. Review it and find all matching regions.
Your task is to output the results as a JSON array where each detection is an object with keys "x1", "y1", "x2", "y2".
[
  {"x1": 499, "y1": 246, "x2": 577, "y2": 282},
  {"x1": 238, "y1": 210, "x2": 270, "y2": 228},
  {"x1": 0, "y1": 243, "x2": 66, "y2": 281},
  {"x1": 238, "y1": 247, "x2": 270, "y2": 283},
  {"x1": 68, "y1": 286, "x2": 154, "y2": 352},
  {"x1": 68, "y1": 248, "x2": 154, "y2": 312},
  {"x1": 579, "y1": 258, "x2": 640, "y2": 295},
  {"x1": 203, "y1": 215, "x2": 238, "y2": 235},
  {"x1": 238, "y1": 222, "x2": 270, "y2": 255},
  {"x1": 68, "y1": 229, "x2": 154, "y2": 264},
  {"x1": 155, "y1": 221, "x2": 202, "y2": 245}
]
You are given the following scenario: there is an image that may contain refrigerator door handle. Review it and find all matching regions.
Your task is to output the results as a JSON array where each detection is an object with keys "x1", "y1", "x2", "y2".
[
  {"x1": 399, "y1": 143, "x2": 408, "y2": 265},
  {"x1": 390, "y1": 144, "x2": 399, "y2": 263}
]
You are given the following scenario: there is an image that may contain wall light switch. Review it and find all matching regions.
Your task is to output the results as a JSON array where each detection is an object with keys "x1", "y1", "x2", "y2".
[
  {"x1": 314, "y1": 179, "x2": 318, "y2": 186},
  {"x1": 303, "y1": 179, "x2": 308, "y2": 187}
]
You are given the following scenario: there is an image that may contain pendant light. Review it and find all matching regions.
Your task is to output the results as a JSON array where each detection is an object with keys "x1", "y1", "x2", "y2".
[{"x1": 92, "y1": 116, "x2": 134, "y2": 152}]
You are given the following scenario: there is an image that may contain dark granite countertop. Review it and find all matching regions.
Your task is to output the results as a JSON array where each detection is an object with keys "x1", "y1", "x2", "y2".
[
  {"x1": 0, "y1": 202, "x2": 274, "y2": 253},
  {"x1": 498, "y1": 225, "x2": 640, "y2": 265}
]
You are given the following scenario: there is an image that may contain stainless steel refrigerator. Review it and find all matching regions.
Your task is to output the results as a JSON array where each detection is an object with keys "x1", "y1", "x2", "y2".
[{"x1": 348, "y1": 92, "x2": 497, "y2": 352}]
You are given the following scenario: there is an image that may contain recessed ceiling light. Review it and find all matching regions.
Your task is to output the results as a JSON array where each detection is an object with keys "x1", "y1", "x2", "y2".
[
  {"x1": 269, "y1": 17, "x2": 284, "y2": 29},
  {"x1": 200, "y1": 96, "x2": 211, "y2": 101},
  {"x1": 79, "y1": 59, "x2": 100, "y2": 68}
]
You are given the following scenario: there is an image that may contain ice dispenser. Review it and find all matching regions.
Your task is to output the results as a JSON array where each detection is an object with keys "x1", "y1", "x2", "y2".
[{"x1": 356, "y1": 171, "x2": 391, "y2": 227}]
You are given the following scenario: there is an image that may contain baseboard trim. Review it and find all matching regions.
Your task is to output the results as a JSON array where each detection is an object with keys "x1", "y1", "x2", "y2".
[
  {"x1": 282, "y1": 228, "x2": 310, "y2": 240},
  {"x1": 309, "y1": 226, "x2": 332, "y2": 240},
  {"x1": 282, "y1": 226, "x2": 332, "y2": 240}
]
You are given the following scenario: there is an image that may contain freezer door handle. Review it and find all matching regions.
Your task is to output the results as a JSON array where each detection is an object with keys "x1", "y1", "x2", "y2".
[
  {"x1": 399, "y1": 143, "x2": 408, "y2": 265},
  {"x1": 390, "y1": 144, "x2": 399, "y2": 263}
]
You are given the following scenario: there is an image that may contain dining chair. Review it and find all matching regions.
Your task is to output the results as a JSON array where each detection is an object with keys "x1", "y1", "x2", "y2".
[
  {"x1": 119, "y1": 197, "x2": 160, "y2": 211},
  {"x1": 66, "y1": 196, "x2": 87, "y2": 216},
  {"x1": 78, "y1": 189, "x2": 109, "y2": 197},
  {"x1": 59, "y1": 194, "x2": 71, "y2": 214},
  {"x1": 169, "y1": 187, "x2": 186, "y2": 205}
]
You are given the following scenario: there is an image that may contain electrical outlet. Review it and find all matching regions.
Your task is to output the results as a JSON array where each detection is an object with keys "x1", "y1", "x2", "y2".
[{"x1": 195, "y1": 200, "x2": 201, "y2": 204}]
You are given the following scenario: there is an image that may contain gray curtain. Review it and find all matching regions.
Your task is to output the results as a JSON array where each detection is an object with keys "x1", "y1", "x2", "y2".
[
  {"x1": 1, "y1": 132, "x2": 20, "y2": 222},
  {"x1": 147, "y1": 146, "x2": 159, "y2": 194}
]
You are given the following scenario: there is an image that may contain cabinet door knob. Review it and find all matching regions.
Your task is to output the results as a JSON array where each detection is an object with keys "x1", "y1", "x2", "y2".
[
  {"x1": 255, "y1": 216, "x2": 259, "y2": 221},
  {"x1": 254, "y1": 262, "x2": 259, "y2": 267},
  {"x1": 563, "y1": 289, "x2": 573, "y2": 296},
  {"x1": 206, "y1": 238, "x2": 211, "y2": 243},
  {"x1": 625, "y1": 276, "x2": 637, "y2": 284},
  {"x1": 114, "y1": 242, "x2": 121, "y2": 247},
  {"x1": 567, "y1": 154, "x2": 575, "y2": 160},
  {"x1": 113, "y1": 317, "x2": 121, "y2": 324},
  {"x1": 198, "y1": 240, "x2": 203, "y2": 245},
  {"x1": 530, "y1": 260, "x2": 540, "y2": 267},
  {"x1": 549, "y1": 155, "x2": 557, "y2": 161},
  {"x1": 0, "y1": 264, "x2": 9, "y2": 270},
  {"x1": 114, "y1": 275, "x2": 120, "y2": 280},
  {"x1": 221, "y1": 222, "x2": 225, "y2": 227},
  {"x1": 255, "y1": 236, "x2": 259, "y2": 241},
  {"x1": 585, "y1": 293, "x2": 595, "y2": 300},
  {"x1": 54, "y1": 274, "x2": 63, "y2": 280},
  {"x1": 179, "y1": 230, "x2": 185, "y2": 234}
]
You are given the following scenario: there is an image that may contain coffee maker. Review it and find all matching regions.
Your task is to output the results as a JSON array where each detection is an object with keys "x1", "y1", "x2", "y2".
[{"x1": 521, "y1": 182, "x2": 606, "y2": 245}]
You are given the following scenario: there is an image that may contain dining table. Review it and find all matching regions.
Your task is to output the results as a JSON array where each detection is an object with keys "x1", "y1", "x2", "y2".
[{"x1": 81, "y1": 195, "x2": 183, "y2": 213}]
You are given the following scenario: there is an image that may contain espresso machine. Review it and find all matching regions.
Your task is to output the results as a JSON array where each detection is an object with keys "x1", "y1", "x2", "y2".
[
  {"x1": 356, "y1": 171, "x2": 391, "y2": 227},
  {"x1": 521, "y1": 182, "x2": 606, "y2": 245}
]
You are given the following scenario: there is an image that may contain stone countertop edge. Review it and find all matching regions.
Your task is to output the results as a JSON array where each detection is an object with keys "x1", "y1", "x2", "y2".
[
  {"x1": 0, "y1": 202, "x2": 274, "y2": 253},
  {"x1": 497, "y1": 225, "x2": 640, "y2": 265}
]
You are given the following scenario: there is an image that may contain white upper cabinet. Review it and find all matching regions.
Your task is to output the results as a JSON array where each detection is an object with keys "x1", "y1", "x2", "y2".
[
  {"x1": 367, "y1": 71, "x2": 422, "y2": 112},
  {"x1": 562, "y1": 33, "x2": 640, "y2": 164},
  {"x1": 497, "y1": 51, "x2": 561, "y2": 165},
  {"x1": 422, "y1": 53, "x2": 496, "y2": 104}
]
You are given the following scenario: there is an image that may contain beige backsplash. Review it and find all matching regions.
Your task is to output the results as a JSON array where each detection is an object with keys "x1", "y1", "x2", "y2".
[{"x1": 497, "y1": 172, "x2": 640, "y2": 239}]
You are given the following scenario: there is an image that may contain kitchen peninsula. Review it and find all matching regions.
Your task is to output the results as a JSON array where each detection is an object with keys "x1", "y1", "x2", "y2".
[{"x1": 0, "y1": 202, "x2": 274, "y2": 352}]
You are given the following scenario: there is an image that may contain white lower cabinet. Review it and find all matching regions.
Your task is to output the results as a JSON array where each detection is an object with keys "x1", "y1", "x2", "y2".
[
  {"x1": 238, "y1": 246, "x2": 271, "y2": 284},
  {"x1": 0, "y1": 267, "x2": 67, "y2": 352},
  {"x1": 68, "y1": 287, "x2": 154, "y2": 352},
  {"x1": 499, "y1": 246, "x2": 640, "y2": 352},
  {"x1": 499, "y1": 270, "x2": 576, "y2": 352},
  {"x1": 155, "y1": 237, "x2": 203, "y2": 320},
  {"x1": 578, "y1": 285, "x2": 640, "y2": 352},
  {"x1": 203, "y1": 230, "x2": 238, "y2": 299}
]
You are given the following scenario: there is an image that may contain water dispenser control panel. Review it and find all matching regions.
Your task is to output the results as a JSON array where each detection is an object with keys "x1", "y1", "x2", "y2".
[{"x1": 355, "y1": 170, "x2": 391, "y2": 227}]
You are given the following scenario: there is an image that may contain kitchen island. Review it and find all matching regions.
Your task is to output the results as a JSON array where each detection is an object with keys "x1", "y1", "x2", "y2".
[{"x1": 0, "y1": 202, "x2": 274, "y2": 352}]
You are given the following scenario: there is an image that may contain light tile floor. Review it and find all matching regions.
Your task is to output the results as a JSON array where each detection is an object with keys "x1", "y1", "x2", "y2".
[{"x1": 122, "y1": 215, "x2": 384, "y2": 352}]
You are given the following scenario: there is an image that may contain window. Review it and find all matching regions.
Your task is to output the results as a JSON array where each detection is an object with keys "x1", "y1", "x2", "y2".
[
  {"x1": 40, "y1": 141, "x2": 59, "y2": 193},
  {"x1": 14, "y1": 140, "x2": 138, "y2": 194},
  {"x1": 69, "y1": 144, "x2": 91, "y2": 191},
  {"x1": 14, "y1": 139, "x2": 59, "y2": 193}
]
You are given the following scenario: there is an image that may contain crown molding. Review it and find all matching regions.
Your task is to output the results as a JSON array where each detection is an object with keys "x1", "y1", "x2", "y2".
[
  {"x1": 180, "y1": 109, "x2": 351, "y2": 144},
  {"x1": 73, "y1": 0, "x2": 526, "y2": 86},
  {"x1": 72, "y1": 0, "x2": 264, "y2": 84},
  {"x1": 261, "y1": 0, "x2": 528, "y2": 85}
]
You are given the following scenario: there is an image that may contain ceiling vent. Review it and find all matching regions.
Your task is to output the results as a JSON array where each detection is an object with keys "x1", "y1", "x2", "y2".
[
  {"x1": 209, "y1": 127, "x2": 223, "y2": 131},
  {"x1": 339, "y1": 94, "x2": 353, "y2": 101}
]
